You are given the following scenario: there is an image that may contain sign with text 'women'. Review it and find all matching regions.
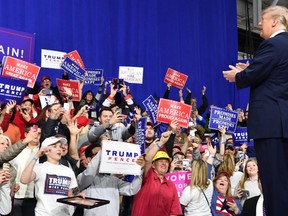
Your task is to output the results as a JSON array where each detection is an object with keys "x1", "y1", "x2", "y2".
[
  {"x1": 1, "y1": 56, "x2": 40, "y2": 88},
  {"x1": 100, "y1": 140, "x2": 141, "y2": 175},
  {"x1": 164, "y1": 68, "x2": 188, "y2": 89},
  {"x1": 156, "y1": 98, "x2": 192, "y2": 128},
  {"x1": 165, "y1": 171, "x2": 191, "y2": 197}
]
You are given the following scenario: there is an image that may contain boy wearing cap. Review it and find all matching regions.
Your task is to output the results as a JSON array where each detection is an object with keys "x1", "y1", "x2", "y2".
[
  {"x1": 132, "y1": 131, "x2": 182, "y2": 216},
  {"x1": 21, "y1": 136, "x2": 78, "y2": 216}
]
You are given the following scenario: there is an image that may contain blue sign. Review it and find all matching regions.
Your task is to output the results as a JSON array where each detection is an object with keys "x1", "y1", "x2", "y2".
[
  {"x1": 84, "y1": 68, "x2": 103, "y2": 85},
  {"x1": 142, "y1": 95, "x2": 160, "y2": 127},
  {"x1": 0, "y1": 27, "x2": 35, "y2": 62},
  {"x1": 136, "y1": 117, "x2": 148, "y2": 155},
  {"x1": 233, "y1": 127, "x2": 254, "y2": 146},
  {"x1": 208, "y1": 107, "x2": 238, "y2": 133},
  {"x1": 61, "y1": 57, "x2": 85, "y2": 80},
  {"x1": 0, "y1": 75, "x2": 27, "y2": 104}
]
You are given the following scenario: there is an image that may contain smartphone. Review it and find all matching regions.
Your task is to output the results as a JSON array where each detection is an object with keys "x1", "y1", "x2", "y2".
[
  {"x1": 3, "y1": 163, "x2": 10, "y2": 172},
  {"x1": 94, "y1": 121, "x2": 100, "y2": 127},
  {"x1": 182, "y1": 159, "x2": 191, "y2": 169},
  {"x1": 116, "y1": 108, "x2": 122, "y2": 114},
  {"x1": 21, "y1": 108, "x2": 27, "y2": 114},
  {"x1": 189, "y1": 130, "x2": 195, "y2": 137},
  {"x1": 119, "y1": 79, "x2": 124, "y2": 87},
  {"x1": 43, "y1": 89, "x2": 53, "y2": 95},
  {"x1": 112, "y1": 78, "x2": 118, "y2": 89},
  {"x1": 241, "y1": 189, "x2": 250, "y2": 198},
  {"x1": 63, "y1": 103, "x2": 70, "y2": 111}
]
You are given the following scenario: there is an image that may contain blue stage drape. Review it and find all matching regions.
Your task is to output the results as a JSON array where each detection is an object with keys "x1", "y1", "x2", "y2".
[{"x1": 0, "y1": 0, "x2": 247, "y2": 112}]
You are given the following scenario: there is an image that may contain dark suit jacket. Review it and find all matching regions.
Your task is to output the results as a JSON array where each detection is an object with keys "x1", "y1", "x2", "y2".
[
  {"x1": 236, "y1": 32, "x2": 288, "y2": 139},
  {"x1": 241, "y1": 195, "x2": 260, "y2": 216}
]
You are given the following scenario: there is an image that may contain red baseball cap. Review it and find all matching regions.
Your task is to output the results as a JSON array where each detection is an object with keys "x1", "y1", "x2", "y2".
[{"x1": 41, "y1": 76, "x2": 51, "y2": 83}]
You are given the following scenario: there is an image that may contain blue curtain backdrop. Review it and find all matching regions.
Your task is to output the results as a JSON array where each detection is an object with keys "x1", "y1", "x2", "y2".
[{"x1": 0, "y1": 0, "x2": 248, "y2": 112}]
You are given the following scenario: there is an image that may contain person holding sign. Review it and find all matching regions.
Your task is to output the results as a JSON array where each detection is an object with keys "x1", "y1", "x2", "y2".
[
  {"x1": 132, "y1": 131, "x2": 182, "y2": 216},
  {"x1": 88, "y1": 107, "x2": 135, "y2": 145},
  {"x1": 223, "y1": 6, "x2": 288, "y2": 215},
  {"x1": 76, "y1": 145, "x2": 145, "y2": 216}
]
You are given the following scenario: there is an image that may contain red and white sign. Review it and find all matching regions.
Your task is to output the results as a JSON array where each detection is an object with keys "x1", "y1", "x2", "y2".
[
  {"x1": 157, "y1": 98, "x2": 192, "y2": 128},
  {"x1": 56, "y1": 78, "x2": 80, "y2": 101},
  {"x1": 164, "y1": 68, "x2": 188, "y2": 89},
  {"x1": 1, "y1": 56, "x2": 40, "y2": 88},
  {"x1": 165, "y1": 171, "x2": 192, "y2": 197},
  {"x1": 64, "y1": 50, "x2": 85, "y2": 69}
]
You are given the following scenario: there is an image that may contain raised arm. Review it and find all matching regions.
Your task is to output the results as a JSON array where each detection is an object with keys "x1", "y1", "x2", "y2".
[
  {"x1": 20, "y1": 146, "x2": 46, "y2": 184},
  {"x1": 144, "y1": 131, "x2": 172, "y2": 176}
]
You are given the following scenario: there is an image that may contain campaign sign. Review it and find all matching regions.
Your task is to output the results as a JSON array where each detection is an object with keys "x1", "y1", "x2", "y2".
[
  {"x1": 135, "y1": 117, "x2": 148, "y2": 155},
  {"x1": 56, "y1": 78, "x2": 80, "y2": 101},
  {"x1": 0, "y1": 27, "x2": 35, "y2": 62},
  {"x1": 41, "y1": 49, "x2": 66, "y2": 69},
  {"x1": 84, "y1": 68, "x2": 103, "y2": 85},
  {"x1": 0, "y1": 76, "x2": 27, "y2": 104},
  {"x1": 2, "y1": 56, "x2": 40, "y2": 88},
  {"x1": 233, "y1": 127, "x2": 254, "y2": 146},
  {"x1": 64, "y1": 50, "x2": 85, "y2": 69},
  {"x1": 119, "y1": 66, "x2": 143, "y2": 84},
  {"x1": 208, "y1": 107, "x2": 239, "y2": 133},
  {"x1": 142, "y1": 95, "x2": 160, "y2": 127},
  {"x1": 100, "y1": 140, "x2": 141, "y2": 175},
  {"x1": 165, "y1": 171, "x2": 192, "y2": 197},
  {"x1": 61, "y1": 57, "x2": 85, "y2": 80},
  {"x1": 39, "y1": 95, "x2": 58, "y2": 109},
  {"x1": 157, "y1": 98, "x2": 192, "y2": 128},
  {"x1": 164, "y1": 68, "x2": 188, "y2": 89}
]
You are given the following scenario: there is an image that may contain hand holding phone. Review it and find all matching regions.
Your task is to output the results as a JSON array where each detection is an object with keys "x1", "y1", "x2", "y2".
[{"x1": 241, "y1": 189, "x2": 250, "y2": 198}]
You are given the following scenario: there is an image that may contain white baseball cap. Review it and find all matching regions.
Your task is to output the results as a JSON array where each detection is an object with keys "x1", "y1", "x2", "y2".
[{"x1": 41, "y1": 136, "x2": 67, "y2": 148}]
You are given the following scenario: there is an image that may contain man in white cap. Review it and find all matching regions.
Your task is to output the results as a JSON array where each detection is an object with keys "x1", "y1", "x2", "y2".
[{"x1": 21, "y1": 136, "x2": 78, "y2": 216}]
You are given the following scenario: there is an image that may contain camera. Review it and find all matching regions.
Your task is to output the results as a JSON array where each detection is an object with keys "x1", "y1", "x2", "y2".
[{"x1": 112, "y1": 78, "x2": 124, "y2": 89}]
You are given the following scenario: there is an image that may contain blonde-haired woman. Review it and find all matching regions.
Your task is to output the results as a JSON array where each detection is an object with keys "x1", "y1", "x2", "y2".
[
  {"x1": 180, "y1": 159, "x2": 213, "y2": 216},
  {"x1": 235, "y1": 159, "x2": 260, "y2": 205},
  {"x1": 217, "y1": 154, "x2": 243, "y2": 195}
]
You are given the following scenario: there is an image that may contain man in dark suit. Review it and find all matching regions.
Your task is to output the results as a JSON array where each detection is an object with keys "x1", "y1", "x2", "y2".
[{"x1": 223, "y1": 5, "x2": 288, "y2": 216}]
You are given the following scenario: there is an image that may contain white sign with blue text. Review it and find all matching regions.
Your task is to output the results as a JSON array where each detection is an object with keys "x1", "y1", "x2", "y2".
[{"x1": 100, "y1": 140, "x2": 141, "y2": 175}]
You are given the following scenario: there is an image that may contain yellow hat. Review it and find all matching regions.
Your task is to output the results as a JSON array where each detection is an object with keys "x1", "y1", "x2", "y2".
[{"x1": 152, "y1": 151, "x2": 171, "y2": 163}]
